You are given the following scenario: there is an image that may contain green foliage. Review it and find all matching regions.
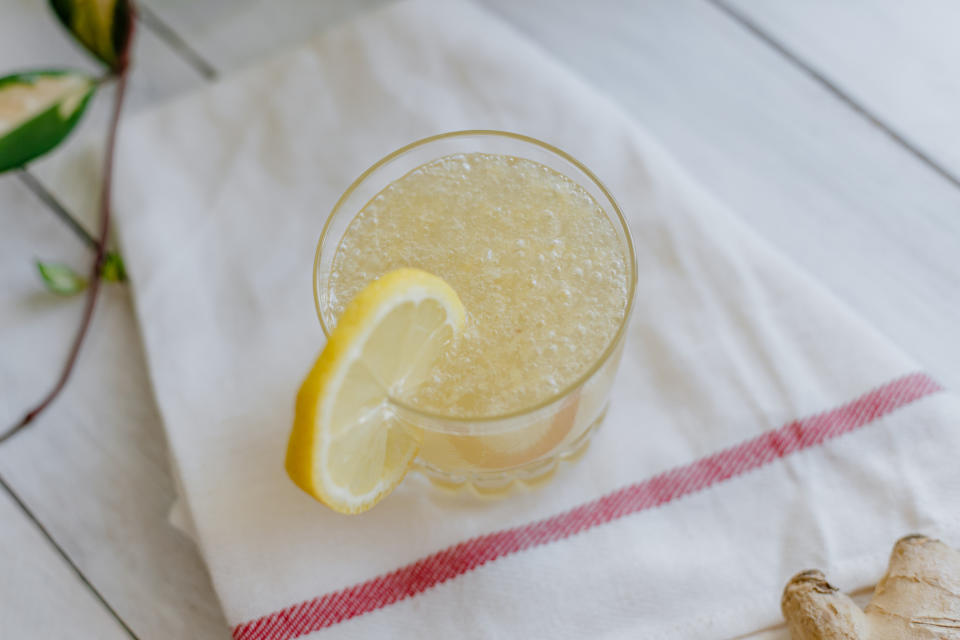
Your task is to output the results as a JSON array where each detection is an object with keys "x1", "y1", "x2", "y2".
[
  {"x1": 0, "y1": 71, "x2": 95, "y2": 173},
  {"x1": 100, "y1": 251, "x2": 127, "y2": 281},
  {"x1": 36, "y1": 261, "x2": 87, "y2": 295},
  {"x1": 49, "y1": 0, "x2": 133, "y2": 70}
]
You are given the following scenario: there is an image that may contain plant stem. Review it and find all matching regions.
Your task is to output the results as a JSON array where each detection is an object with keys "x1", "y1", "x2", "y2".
[
  {"x1": 0, "y1": 24, "x2": 134, "y2": 445},
  {"x1": 18, "y1": 169, "x2": 99, "y2": 250}
]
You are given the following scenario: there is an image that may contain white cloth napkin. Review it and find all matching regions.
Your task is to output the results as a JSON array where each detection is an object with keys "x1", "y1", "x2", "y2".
[{"x1": 103, "y1": 0, "x2": 960, "y2": 637}]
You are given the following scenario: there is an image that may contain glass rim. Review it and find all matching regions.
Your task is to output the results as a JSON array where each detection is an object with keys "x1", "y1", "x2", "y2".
[{"x1": 314, "y1": 129, "x2": 638, "y2": 424}]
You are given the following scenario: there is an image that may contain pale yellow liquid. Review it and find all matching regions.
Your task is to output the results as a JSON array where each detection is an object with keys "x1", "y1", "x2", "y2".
[{"x1": 329, "y1": 153, "x2": 629, "y2": 481}]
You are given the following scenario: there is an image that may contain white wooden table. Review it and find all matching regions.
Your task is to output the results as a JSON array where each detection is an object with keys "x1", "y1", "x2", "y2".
[{"x1": 2, "y1": 1, "x2": 958, "y2": 637}]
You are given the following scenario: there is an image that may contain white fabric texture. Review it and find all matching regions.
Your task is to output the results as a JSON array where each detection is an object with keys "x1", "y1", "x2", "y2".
[{"x1": 104, "y1": 0, "x2": 959, "y2": 637}]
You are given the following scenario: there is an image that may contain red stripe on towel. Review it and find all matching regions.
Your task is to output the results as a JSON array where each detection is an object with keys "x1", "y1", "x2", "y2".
[{"x1": 234, "y1": 372, "x2": 941, "y2": 640}]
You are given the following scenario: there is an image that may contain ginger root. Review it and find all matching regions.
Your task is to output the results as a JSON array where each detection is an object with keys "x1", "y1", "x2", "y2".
[{"x1": 782, "y1": 535, "x2": 960, "y2": 639}]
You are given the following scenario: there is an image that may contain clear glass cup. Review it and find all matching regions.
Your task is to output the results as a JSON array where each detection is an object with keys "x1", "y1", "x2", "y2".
[{"x1": 315, "y1": 131, "x2": 637, "y2": 495}]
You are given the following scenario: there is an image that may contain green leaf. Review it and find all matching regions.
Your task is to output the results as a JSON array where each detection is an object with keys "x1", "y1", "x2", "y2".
[
  {"x1": 37, "y1": 261, "x2": 87, "y2": 295},
  {"x1": 49, "y1": 0, "x2": 133, "y2": 70},
  {"x1": 0, "y1": 70, "x2": 96, "y2": 173},
  {"x1": 100, "y1": 251, "x2": 126, "y2": 282}
]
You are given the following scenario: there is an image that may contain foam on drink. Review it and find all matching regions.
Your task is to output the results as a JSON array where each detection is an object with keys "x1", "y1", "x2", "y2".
[{"x1": 329, "y1": 152, "x2": 629, "y2": 419}]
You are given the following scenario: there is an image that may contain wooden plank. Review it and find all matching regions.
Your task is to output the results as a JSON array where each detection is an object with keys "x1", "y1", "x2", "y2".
[
  {"x1": 0, "y1": 482, "x2": 131, "y2": 638},
  {"x1": 0, "y1": 3, "x2": 225, "y2": 636},
  {"x1": 0, "y1": 174, "x2": 230, "y2": 637},
  {"x1": 722, "y1": 0, "x2": 960, "y2": 182},
  {"x1": 0, "y1": 175, "x2": 86, "y2": 427},
  {"x1": 1, "y1": 0, "x2": 102, "y2": 74}
]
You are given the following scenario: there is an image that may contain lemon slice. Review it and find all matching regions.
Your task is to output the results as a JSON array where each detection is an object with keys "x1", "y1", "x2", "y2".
[{"x1": 286, "y1": 268, "x2": 466, "y2": 513}]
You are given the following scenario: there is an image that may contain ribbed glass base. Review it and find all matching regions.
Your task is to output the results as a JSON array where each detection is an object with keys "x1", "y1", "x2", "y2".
[{"x1": 412, "y1": 406, "x2": 607, "y2": 497}]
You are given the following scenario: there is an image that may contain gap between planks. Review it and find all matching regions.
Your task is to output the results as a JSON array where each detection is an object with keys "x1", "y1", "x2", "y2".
[
  {"x1": 0, "y1": 472, "x2": 140, "y2": 639},
  {"x1": 707, "y1": 0, "x2": 960, "y2": 192},
  {"x1": 1, "y1": 3, "x2": 953, "y2": 639},
  {"x1": 136, "y1": 4, "x2": 220, "y2": 81}
]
